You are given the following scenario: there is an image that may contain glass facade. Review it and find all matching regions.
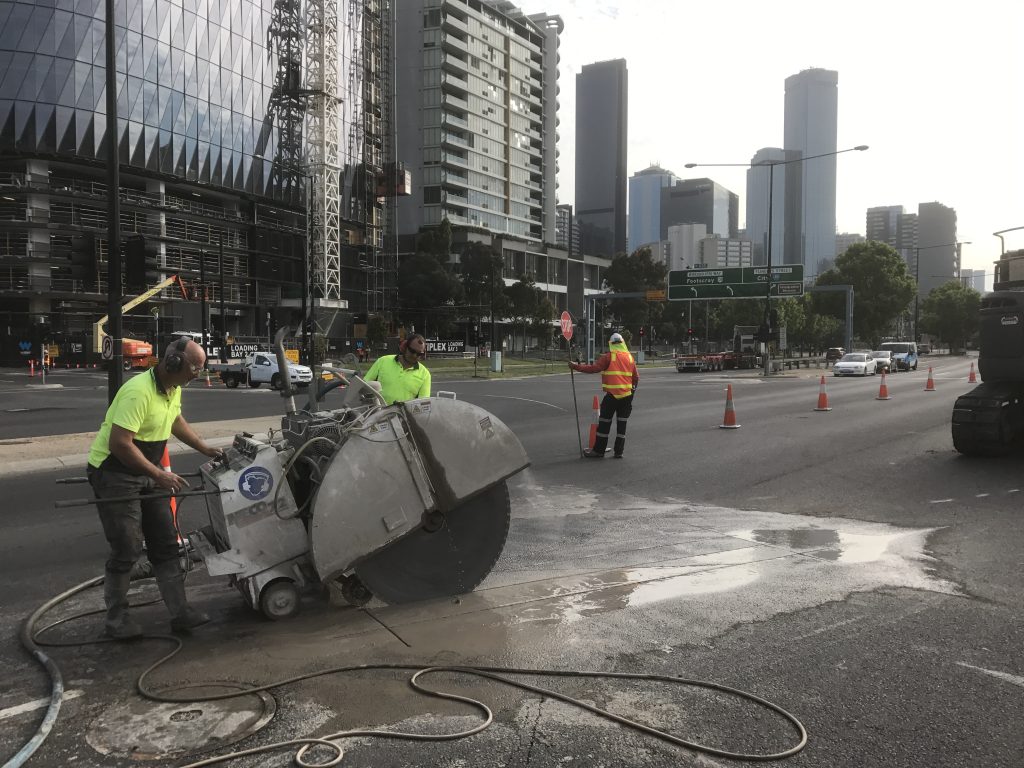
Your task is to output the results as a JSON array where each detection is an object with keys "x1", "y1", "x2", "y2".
[{"x1": 0, "y1": 0, "x2": 394, "y2": 363}]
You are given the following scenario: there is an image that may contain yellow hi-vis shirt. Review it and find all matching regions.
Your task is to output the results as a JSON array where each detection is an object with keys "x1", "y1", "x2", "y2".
[
  {"x1": 88, "y1": 369, "x2": 182, "y2": 472},
  {"x1": 363, "y1": 354, "x2": 431, "y2": 405}
]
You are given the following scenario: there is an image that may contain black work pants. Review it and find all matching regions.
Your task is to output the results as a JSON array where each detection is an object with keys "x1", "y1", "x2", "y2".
[
  {"x1": 87, "y1": 467, "x2": 179, "y2": 574},
  {"x1": 592, "y1": 393, "x2": 634, "y2": 456}
]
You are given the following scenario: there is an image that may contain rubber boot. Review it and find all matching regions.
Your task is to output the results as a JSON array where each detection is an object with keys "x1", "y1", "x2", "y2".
[
  {"x1": 103, "y1": 571, "x2": 143, "y2": 639},
  {"x1": 153, "y1": 560, "x2": 210, "y2": 632}
]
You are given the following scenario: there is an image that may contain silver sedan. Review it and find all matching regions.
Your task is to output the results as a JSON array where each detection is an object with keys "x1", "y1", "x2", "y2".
[{"x1": 833, "y1": 353, "x2": 877, "y2": 376}]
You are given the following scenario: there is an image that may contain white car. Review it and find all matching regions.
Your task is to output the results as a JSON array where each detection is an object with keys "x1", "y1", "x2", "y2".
[{"x1": 833, "y1": 352, "x2": 876, "y2": 376}]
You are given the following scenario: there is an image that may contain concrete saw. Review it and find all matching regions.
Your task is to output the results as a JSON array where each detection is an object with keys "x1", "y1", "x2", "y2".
[{"x1": 191, "y1": 338, "x2": 528, "y2": 618}]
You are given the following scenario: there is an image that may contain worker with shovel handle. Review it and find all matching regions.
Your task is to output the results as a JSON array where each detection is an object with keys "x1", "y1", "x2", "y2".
[{"x1": 569, "y1": 332, "x2": 639, "y2": 459}]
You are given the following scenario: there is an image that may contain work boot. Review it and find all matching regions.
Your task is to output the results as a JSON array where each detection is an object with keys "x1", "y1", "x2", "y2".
[
  {"x1": 103, "y1": 571, "x2": 143, "y2": 640},
  {"x1": 153, "y1": 560, "x2": 210, "y2": 632},
  {"x1": 582, "y1": 449, "x2": 604, "y2": 458}
]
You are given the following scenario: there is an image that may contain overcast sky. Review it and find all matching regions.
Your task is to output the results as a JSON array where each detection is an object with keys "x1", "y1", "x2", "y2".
[{"x1": 516, "y1": 0, "x2": 1022, "y2": 286}]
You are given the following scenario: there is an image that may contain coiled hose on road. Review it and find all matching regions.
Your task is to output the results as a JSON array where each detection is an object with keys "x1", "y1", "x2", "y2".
[{"x1": 8, "y1": 575, "x2": 808, "y2": 767}]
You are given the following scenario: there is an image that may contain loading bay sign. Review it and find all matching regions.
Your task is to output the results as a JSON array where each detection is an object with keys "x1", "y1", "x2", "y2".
[{"x1": 667, "y1": 264, "x2": 805, "y2": 300}]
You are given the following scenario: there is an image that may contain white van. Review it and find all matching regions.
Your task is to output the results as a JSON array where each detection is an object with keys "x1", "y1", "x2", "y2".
[{"x1": 879, "y1": 341, "x2": 918, "y2": 372}]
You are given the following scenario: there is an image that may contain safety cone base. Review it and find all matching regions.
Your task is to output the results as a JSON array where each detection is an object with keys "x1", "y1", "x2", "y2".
[{"x1": 814, "y1": 405, "x2": 833, "y2": 411}]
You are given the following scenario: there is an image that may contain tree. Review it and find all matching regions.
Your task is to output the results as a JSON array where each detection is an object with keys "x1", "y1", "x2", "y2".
[
  {"x1": 415, "y1": 218, "x2": 453, "y2": 260},
  {"x1": 813, "y1": 241, "x2": 915, "y2": 346},
  {"x1": 506, "y1": 275, "x2": 540, "y2": 354},
  {"x1": 366, "y1": 315, "x2": 388, "y2": 352},
  {"x1": 397, "y1": 253, "x2": 463, "y2": 336},
  {"x1": 458, "y1": 242, "x2": 509, "y2": 349},
  {"x1": 920, "y1": 281, "x2": 981, "y2": 351},
  {"x1": 529, "y1": 295, "x2": 557, "y2": 350},
  {"x1": 602, "y1": 247, "x2": 668, "y2": 333}
]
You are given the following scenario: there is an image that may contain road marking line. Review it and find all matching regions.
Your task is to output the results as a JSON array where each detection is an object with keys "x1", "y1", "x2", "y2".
[
  {"x1": 0, "y1": 689, "x2": 85, "y2": 721},
  {"x1": 478, "y1": 394, "x2": 568, "y2": 412},
  {"x1": 957, "y1": 663, "x2": 1024, "y2": 689},
  {"x1": 929, "y1": 499, "x2": 954, "y2": 504}
]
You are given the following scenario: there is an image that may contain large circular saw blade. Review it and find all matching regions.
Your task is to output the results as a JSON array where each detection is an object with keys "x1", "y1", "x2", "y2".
[{"x1": 354, "y1": 481, "x2": 511, "y2": 604}]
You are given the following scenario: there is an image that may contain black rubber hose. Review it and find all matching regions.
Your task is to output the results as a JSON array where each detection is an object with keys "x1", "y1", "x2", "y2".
[{"x1": 4, "y1": 575, "x2": 103, "y2": 768}]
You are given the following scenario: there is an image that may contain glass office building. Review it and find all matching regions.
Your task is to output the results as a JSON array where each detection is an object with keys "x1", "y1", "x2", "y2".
[{"x1": 0, "y1": 0, "x2": 390, "y2": 364}]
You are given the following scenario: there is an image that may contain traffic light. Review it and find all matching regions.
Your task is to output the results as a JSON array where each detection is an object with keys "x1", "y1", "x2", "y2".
[
  {"x1": 69, "y1": 233, "x2": 97, "y2": 290},
  {"x1": 754, "y1": 325, "x2": 771, "y2": 343},
  {"x1": 639, "y1": 327, "x2": 645, "y2": 337},
  {"x1": 687, "y1": 328, "x2": 694, "y2": 337},
  {"x1": 125, "y1": 235, "x2": 153, "y2": 290}
]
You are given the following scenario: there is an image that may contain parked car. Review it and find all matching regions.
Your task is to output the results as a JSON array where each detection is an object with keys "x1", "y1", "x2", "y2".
[
  {"x1": 870, "y1": 350, "x2": 895, "y2": 373},
  {"x1": 825, "y1": 347, "x2": 845, "y2": 363},
  {"x1": 208, "y1": 352, "x2": 313, "y2": 389},
  {"x1": 833, "y1": 352, "x2": 876, "y2": 376}
]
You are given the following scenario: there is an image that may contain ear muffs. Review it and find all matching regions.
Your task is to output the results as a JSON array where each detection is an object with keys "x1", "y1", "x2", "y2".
[{"x1": 166, "y1": 336, "x2": 189, "y2": 373}]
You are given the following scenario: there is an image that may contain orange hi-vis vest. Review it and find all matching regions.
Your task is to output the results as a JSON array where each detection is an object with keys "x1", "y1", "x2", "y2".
[{"x1": 602, "y1": 342, "x2": 635, "y2": 399}]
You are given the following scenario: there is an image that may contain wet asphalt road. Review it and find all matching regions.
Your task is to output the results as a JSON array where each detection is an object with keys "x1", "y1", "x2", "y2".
[{"x1": 2, "y1": 356, "x2": 1022, "y2": 767}]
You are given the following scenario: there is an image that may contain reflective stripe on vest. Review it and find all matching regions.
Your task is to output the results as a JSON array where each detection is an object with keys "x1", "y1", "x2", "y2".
[{"x1": 601, "y1": 344, "x2": 634, "y2": 398}]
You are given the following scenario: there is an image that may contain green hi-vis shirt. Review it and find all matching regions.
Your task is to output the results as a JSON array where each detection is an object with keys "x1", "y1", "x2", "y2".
[
  {"x1": 87, "y1": 369, "x2": 182, "y2": 473},
  {"x1": 363, "y1": 354, "x2": 431, "y2": 405}
]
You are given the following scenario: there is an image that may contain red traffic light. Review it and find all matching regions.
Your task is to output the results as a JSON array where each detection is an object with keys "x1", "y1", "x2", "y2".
[{"x1": 639, "y1": 327, "x2": 645, "y2": 337}]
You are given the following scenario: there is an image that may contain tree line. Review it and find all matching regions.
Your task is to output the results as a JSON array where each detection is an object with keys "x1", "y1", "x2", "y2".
[{"x1": 395, "y1": 226, "x2": 981, "y2": 353}]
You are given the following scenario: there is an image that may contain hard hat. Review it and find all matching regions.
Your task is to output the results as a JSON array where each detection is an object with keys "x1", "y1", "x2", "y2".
[{"x1": 609, "y1": 332, "x2": 624, "y2": 344}]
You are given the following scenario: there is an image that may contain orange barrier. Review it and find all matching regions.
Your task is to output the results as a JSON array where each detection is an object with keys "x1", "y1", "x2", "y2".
[
  {"x1": 968, "y1": 362, "x2": 977, "y2": 384},
  {"x1": 159, "y1": 446, "x2": 181, "y2": 543},
  {"x1": 876, "y1": 371, "x2": 892, "y2": 400},
  {"x1": 588, "y1": 395, "x2": 600, "y2": 449},
  {"x1": 924, "y1": 367, "x2": 936, "y2": 391},
  {"x1": 813, "y1": 375, "x2": 832, "y2": 412},
  {"x1": 719, "y1": 384, "x2": 741, "y2": 429}
]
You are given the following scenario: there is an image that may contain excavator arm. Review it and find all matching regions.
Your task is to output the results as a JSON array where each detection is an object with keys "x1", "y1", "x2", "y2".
[{"x1": 93, "y1": 275, "x2": 190, "y2": 353}]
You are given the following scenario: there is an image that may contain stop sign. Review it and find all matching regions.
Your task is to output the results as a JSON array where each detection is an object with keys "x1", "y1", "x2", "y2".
[{"x1": 559, "y1": 310, "x2": 573, "y2": 341}]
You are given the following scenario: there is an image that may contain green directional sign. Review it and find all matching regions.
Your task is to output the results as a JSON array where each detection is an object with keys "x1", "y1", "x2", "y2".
[{"x1": 667, "y1": 264, "x2": 805, "y2": 301}]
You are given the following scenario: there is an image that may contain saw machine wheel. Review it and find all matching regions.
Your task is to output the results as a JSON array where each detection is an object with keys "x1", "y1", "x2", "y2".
[
  {"x1": 260, "y1": 579, "x2": 301, "y2": 621},
  {"x1": 353, "y1": 481, "x2": 512, "y2": 605}
]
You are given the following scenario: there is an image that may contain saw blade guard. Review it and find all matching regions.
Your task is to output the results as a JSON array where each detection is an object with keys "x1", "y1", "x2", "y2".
[{"x1": 308, "y1": 396, "x2": 529, "y2": 583}]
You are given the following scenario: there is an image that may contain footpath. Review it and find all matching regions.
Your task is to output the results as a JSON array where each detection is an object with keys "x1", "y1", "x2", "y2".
[{"x1": 0, "y1": 416, "x2": 281, "y2": 478}]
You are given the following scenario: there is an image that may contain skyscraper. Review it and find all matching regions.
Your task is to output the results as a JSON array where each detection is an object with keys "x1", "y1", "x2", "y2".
[
  {"x1": 0, "y1": 0, "x2": 387, "y2": 364},
  {"x1": 628, "y1": 164, "x2": 676, "y2": 251},
  {"x1": 866, "y1": 206, "x2": 905, "y2": 248},
  {"x1": 917, "y1": 202, "x2": 958, "y2": 297},
  {"x1": 575, "y1": 59, "x2": 628, "y2": 257},
  {"x1": 745, "y1": 148, "x2": 790, "y2": 266},
  {"x1": 395, "y1": 0, "x2": 561, "y2": 246},
  {"x1": 783, "y1": 68, "x2": 838, "y2": 279},
  {"x1": 660, "y1": 178, "x2": 738, "y2": 240}
]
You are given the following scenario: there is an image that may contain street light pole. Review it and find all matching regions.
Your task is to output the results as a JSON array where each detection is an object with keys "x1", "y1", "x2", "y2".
[{"x1": 685, "y1": 145, "x2": 868, "y2": 376}]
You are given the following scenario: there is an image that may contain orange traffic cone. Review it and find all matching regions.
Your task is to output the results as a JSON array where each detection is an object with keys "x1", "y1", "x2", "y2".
[
  {"x1": 719, "y1": 384, "x2": 741, "y2": 429},
  {"x1": 160, "y1": 446, "x2": 181, "y2": 544},
  {"x1": 813, "y1": 375, "x2": 832, "y2": 412},
  {"x1": 876, "y1": 371, "x2": 892, "y2": 400},
  {"x1": 924, "y1": 367, "x2": 936, "y2": 391},
  {"x1": 588, "y1": 395, "x2": 600, "y2": 449},
  {"x1": 968, "y1": 362, "x2": 977, "y2": 383},
  {"x1": 29, "y1": 359, "x2": 35, "y2": 377},
  {"x1": 205, "y1": 369, "x2": 212, "y2": 388}
]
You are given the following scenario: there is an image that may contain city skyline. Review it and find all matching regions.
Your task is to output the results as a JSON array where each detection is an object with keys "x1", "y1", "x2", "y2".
[{"x1": 515, "y1": 0, "x2": 1023, "y2": 283}]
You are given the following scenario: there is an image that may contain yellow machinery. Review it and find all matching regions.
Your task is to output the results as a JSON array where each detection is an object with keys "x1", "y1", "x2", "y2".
[{"x1": 93, "y1": 275, "x2": 190, "y2": 368}]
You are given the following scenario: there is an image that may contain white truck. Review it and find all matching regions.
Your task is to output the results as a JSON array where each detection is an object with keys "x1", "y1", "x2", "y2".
[{"x1": 208, "y1": 352, "x2": 313, "y2": 390}]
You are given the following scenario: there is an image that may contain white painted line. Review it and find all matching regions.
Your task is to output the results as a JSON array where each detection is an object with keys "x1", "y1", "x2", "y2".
[
  {"x1": 975, "y1": 493, "x2": 990, "y2": 498},
  {"x1": 1008, "y1": 489, "x2": 1020, "y2": 494},
  {"x1": 0, "y1": 689, "x2": 85, "y2": 722},
  {"x1": 957, "y1": 663, "x2": 1024, "y2": 689},
  {"x1": 478, "y1": 394, "x2": 568, "y2": 412},
  {"x1": 929, "y1": 499, "x2": 954, "y2": 504}
]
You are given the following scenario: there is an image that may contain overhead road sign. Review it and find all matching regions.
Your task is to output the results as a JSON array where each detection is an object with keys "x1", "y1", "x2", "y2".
[{"x1": 667, "y1": 264, "x2": 805, "y2": 301}]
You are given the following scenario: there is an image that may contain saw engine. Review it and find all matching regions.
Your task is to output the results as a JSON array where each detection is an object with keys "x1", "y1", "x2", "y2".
[{"x1": 192, "y1": 361, "x2": 529, "y2": 619}]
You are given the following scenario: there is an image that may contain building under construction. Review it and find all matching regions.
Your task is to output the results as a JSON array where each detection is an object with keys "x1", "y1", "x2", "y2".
[{"x1": 0, "y1": 0, "x2": 401, "y2": 365}]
